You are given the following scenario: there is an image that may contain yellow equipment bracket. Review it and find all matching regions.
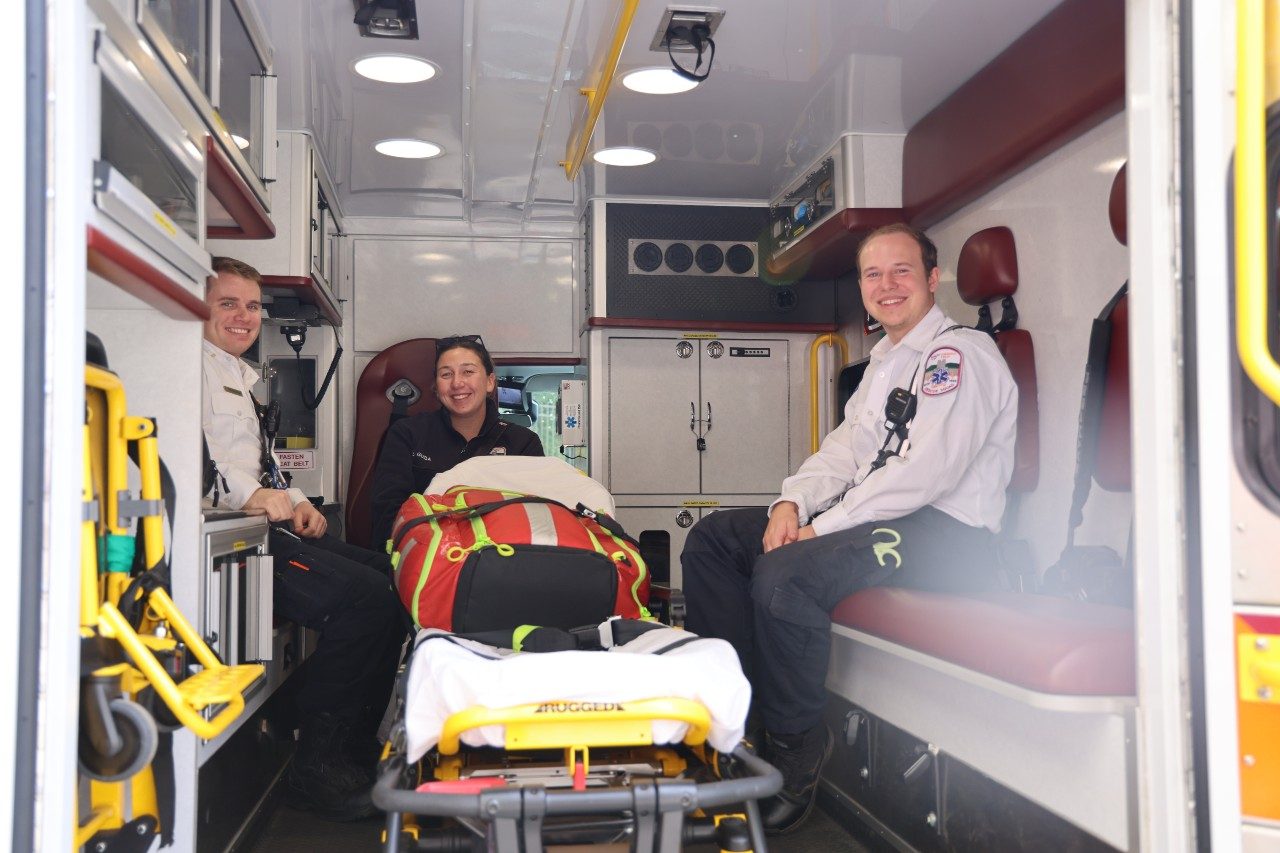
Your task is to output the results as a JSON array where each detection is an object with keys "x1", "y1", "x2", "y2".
[
  {"x1": 85, "y1": 366, "x2": 131, "y2": 536},
  {"x1": 809, "y1": 333, "x2": 850, "y2": 453},
  {"x1": 1236, "y1": 0, "x2": 1280, "y2": 407},
  {"x1": 97, "y1": 599, "x2": 263, "y2": 741},
  {"x1": 438, "y1": 697, "x2": 712, "y2": 756},
  {"x1": 561, "y1": 0, "x2": 641, "y2": 180}
]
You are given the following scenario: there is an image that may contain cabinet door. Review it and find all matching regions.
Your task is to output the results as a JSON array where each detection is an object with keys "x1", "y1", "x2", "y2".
[
  {"x1": 608, "y1": 338, "x2": 701, "y2": 494},
  {"x1": 700, "y1": 339, "x2": 791, "y2": 495},
  {"x1": 611, "y1": 505, "x2": 700, "y2": 588}
]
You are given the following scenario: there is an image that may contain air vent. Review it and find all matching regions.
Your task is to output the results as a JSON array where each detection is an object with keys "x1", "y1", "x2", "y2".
[
  {"x1": 627, "y1": 120, "x2": 760, "y2": 165},
  {"x1": 629, "y1": 239, "x2": 758, "y2": 277}
]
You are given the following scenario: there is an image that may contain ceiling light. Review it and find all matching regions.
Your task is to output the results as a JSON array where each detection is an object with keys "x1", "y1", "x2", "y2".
[
  {"x1": 593, "y1": 147, "x2": 657, "y2": 167},
  {"x1": 375, "y1": 138, "x2": 443, "y2": 159},
  {"x1": 622, "y1": 67, "x2": 698, "y2": 95},
  {"x1": 353, "y1": 54, "x2": 438, "y2": 83},
  {"x1": 231, "y1": 134, "x2": 250, "y2": 150}
]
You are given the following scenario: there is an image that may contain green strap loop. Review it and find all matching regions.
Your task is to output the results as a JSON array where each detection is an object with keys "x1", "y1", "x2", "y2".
[{"x1": 511, "y1": 624, "x2": 538, "y2": 652}]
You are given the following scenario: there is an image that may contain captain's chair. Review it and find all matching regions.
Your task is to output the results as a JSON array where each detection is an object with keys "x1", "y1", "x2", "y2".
[
  {"x1": 346, "y1": 338, "x2": 440, "y2": 549},
  {"x1": 956, "y1": 225, "x2": 1040, "y2": 498}
]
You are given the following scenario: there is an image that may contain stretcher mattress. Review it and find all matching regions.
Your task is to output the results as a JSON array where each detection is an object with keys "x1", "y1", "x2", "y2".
[{"x1": 403, "y1": 627, "x2": 750, "y2": 762}]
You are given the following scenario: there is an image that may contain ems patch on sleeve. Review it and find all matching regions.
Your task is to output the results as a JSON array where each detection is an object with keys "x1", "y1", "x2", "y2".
[{"x1": 922, "y1": 346, "x2": 962, "y2": 396}]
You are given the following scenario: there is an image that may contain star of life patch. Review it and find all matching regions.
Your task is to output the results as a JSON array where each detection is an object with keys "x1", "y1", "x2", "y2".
[{"x1": 922, "y1": 346, "x2": 962, "y2": 396}]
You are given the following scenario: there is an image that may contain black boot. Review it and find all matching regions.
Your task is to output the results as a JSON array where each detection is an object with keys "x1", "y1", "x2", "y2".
[
  {"x1": 760, "y1": 725, "x2": 834, "y2": 835},
  {"x1": 285, "y1": 712, "x2": 378, "y2": 822},
  {"x1": 342, "y1": 702, "x2": 389, "y2": 772}
]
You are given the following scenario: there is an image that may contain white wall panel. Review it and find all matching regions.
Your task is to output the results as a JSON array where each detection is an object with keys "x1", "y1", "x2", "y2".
[
  {"x1": 352, "y1": 237, "x2": 578, "y2": 356},
  {"x1": 926, "y1": 113, "x2": 1131, "y2": 577}
]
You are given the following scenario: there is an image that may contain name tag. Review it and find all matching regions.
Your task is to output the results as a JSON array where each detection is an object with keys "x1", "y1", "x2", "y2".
[{"x1": 222, "y1": 386, "x2": 243, "y2": 397}]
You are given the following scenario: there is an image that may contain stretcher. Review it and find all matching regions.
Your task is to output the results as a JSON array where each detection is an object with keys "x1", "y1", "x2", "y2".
[
  {"x1": 373, "y1": 624, "x2": 781, "y2": 852},
  {"x1": 373, "y1": 458, "x2": 780, "y2": 851}
]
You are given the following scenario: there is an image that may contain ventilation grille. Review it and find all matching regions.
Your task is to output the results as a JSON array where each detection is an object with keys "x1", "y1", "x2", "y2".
[{"x1": 628, "y1": 239, "x2": 758, "y2": 277}]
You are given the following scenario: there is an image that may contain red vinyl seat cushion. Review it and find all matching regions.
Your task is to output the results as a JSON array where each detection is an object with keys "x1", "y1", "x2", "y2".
[
  {"x1": 994, "y1": 329, "x2": 1039, "y2": 493},
  {"x1": 831, "y1": 587, "x2": 1135, "y2": 696}
]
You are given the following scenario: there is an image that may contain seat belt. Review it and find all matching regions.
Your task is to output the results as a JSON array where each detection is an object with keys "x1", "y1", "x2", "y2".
[
  {"x1": 388, "y1": 381, "x2": 416, "y2": 427},
  {"x1": 1063, "y1": 283, "x2": 1128, "y2": 549}
]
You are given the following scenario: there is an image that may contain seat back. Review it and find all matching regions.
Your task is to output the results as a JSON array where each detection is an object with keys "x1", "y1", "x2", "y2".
[
  {"x1": 346, "y1": 338, "x2": 440, "y2": 547},
  {"x1": 956, "y1": 226, "x2": 1040, "y2": 492}
]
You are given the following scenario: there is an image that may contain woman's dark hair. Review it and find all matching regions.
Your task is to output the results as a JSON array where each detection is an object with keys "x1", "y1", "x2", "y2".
[{"x1": 435, "y1": 334, "x2": 494, "y2": 374}]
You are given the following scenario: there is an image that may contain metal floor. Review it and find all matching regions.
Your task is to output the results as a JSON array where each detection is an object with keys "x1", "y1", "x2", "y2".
[{"x1": 244, "y1": 801, "x2": 871, "y2": 853}]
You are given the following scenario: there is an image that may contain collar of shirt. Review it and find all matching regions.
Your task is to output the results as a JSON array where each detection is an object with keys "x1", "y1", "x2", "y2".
[
  {"x1": 202, "y1": 338, "x2": 260, "y2": 388},
  {"x1": 868, "y1": 303, "x2": 950, "y2": 362}
]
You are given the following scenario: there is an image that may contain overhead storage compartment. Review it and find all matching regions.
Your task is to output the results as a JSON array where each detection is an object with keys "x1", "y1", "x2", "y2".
[{"x1": 762, "y1": 134, "x2": 904, "y2": 283}]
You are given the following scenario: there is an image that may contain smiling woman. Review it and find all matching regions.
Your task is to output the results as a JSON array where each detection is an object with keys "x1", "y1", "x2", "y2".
[{"x1": 364, "y1": 336, "x2": 545, "y2": 549}]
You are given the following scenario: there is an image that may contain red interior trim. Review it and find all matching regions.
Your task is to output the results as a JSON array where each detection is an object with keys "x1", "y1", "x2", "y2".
[
  {"x1": 903, "y1": 0, "x2": 1124, "y2": 229},
  {"x1": 588, "y1": 317, "x2": 835, "y2": 334},
  {"x1": 205, "y1": 136, "x2": 275, "y2": 240},
  {"x1": 86, "y1": 225, "x2": 210, "y2": 321},
  {"x1": 763, "y1": 208, "x2": 904, "y2": 282},
  {"x1": 261, "y1": 275, "x2": 343, "y2": 326}
]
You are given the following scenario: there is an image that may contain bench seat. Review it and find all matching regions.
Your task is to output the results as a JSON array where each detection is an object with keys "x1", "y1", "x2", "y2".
[{"x1": 830, "y1": 587, "x2": 1135, "y2": 697}]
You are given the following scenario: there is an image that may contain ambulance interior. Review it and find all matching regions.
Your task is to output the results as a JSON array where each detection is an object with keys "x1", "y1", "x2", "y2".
[{"x1": 48, "y1": 0, "x2": 1276, "y2": 849}]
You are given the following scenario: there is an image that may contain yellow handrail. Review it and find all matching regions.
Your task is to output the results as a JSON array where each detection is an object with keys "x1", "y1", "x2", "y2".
[
  {"x1": 561, "y1": 0, "x2": 642, "y2": 180},
  {"x1": 809, "y1": 333, "x2": 850, "y2": 452},
  {"x1": 1236, "y1": 0, "x2": 1280, "y2": 406}
]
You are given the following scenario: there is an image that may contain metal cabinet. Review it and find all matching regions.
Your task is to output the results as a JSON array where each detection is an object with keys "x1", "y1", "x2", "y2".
[
  {"x1": 606, "y1": 336, "x2": 791, "y2": 496},
  {"x1": 600, "y1": 332, "x2": 794, "y2": 589}
]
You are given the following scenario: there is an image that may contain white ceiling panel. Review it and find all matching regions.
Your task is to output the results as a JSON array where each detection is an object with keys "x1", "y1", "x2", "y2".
[{"x1": 264, "y1": 0, "x2": 1066, "y2": 223}]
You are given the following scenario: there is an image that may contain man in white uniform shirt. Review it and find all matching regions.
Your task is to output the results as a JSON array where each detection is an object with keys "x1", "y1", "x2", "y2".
[
  {"x1": 202, "y1": 257, "x2": 406, "y2": 821},
  {"x1": 681, "y1": 225, "x2": 1018, "y2": 834}
]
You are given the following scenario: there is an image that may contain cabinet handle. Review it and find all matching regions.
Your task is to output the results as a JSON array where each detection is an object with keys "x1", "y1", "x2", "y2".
[
  {"x1": 675, "y1": 340, "x2": 694, "y2": 359},
  {"x1": 675, "y1": 509, "x2": 695, "y2": 528},
  {"x1": 690, "y1": 402, "x2": 709, "y2": 451}
]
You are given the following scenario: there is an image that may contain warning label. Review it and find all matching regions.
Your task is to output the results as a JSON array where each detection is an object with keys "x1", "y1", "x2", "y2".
[{"x1": 277, "y1": 450, "x2": 315, "y2": 470}]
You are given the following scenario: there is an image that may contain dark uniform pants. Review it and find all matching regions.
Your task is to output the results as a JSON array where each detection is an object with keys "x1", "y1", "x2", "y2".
[
  {"x1": 268, "y1": 530, "x2": 409, "y2": 720},
  {"x1": 681, "y1": 506, "x2": 995, "y2": 736}
]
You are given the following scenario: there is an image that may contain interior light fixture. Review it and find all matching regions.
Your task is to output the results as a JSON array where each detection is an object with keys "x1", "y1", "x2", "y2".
[
  {"x1": 375, "y1": 138, "x2": 443, "y2": 159},
  {"x1": 231, "y1": 134, "x2": 250, "y2": 150},
  {"x1": 353, "y1": 54, "x2": 438, "y2": 83},
  {"x1": 622, "y1": 67, "x2": 698, "y2": 95},
  {"x1": 593, "y1": 147, "x2": 657, "y2": 167}
]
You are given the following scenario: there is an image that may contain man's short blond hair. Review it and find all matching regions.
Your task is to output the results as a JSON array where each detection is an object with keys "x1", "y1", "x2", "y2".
[
  {"x1": 209, "y1": 256, "x2": 263, "y2": 288},
  {"x1": 855, "y1": 223, "x2": 939, "y2": 276}
]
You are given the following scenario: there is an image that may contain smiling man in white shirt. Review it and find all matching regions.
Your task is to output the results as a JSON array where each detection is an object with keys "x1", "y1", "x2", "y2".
[
  {"x1": 680, "y1": 224, "x2": 1018, "y2": 835},
  {"x1": 202, "y1": 257, "x2": 406, "y2": 822}
]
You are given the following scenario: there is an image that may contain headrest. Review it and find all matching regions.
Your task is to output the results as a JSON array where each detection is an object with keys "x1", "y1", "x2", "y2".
[
  {"x1": 1108, "y1": 163, "x2": 1127, "y2": 246},
  {"x1": 956, "y1": 226, "x2": 1018, "y2": 305}
]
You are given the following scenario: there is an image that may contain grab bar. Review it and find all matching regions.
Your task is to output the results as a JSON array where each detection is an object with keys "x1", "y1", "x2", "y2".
[
  {"x1": 561, "y1": 0, "x2": 641, "y2": 180},
  {"x1": 1236, "y1": 0, "x2": 1280, "y2": 406},
  {"x1": 809, "y1": 333, "x2": 850, "y2": 452}
]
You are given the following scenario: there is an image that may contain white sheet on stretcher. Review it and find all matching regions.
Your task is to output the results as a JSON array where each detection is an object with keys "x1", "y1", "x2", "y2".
[{"x1": 403, "y1": 626, "x2": 751, "y2": 762}]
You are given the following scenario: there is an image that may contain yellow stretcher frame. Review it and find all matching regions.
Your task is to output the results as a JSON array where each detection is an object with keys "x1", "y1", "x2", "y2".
[{"x1": 375, "y1": 692, "x2": 779, "y2": 853}]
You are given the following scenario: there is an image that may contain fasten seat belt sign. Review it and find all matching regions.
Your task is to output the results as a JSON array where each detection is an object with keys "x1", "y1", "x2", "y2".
[{"x1": 276, "y1": 450, "x2": 315, "y2": 470}]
